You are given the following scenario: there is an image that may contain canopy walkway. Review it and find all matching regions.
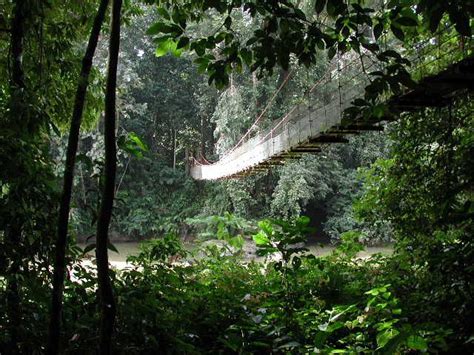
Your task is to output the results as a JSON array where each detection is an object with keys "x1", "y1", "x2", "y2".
[{"x1": 190, "y1": 29, "x2": 473, "y2": 180}]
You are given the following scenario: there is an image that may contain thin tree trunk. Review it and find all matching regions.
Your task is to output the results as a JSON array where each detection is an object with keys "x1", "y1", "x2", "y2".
[
  {"x1": 252, "y1": 71, "x2": 259, "y2": 108},
  {"x1": 6, "y1": 1, "x2": 27, "y2": 352},
  {"x1": 96, "y1": 0, "x2": 122, "y2": 353},
  {"x1": 173, "y1": 128, "x2": 177, "y2": 170},
  {"x1": 46, "y1": 1, "x2": 109, "y2": 354},
  {"x1": 80, "y1": 164, "x2": 87, "y2": 203},
  {"x1": 200, "y1": 115, "x2": 205, "y2": 157},
  {"x1": 185, "y1": 147, "x2": 190, "y2": 175},
  {"x1": 10, "y1": 1, "x2": 25, "y2": 89},
  {"x1": 115, "y1": 156, "x2": 131, "y2": 195}
]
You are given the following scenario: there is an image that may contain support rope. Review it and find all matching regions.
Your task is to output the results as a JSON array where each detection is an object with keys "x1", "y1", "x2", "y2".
[{"x1": 218, "y1": 68, "x2": 295, "y2": 159}]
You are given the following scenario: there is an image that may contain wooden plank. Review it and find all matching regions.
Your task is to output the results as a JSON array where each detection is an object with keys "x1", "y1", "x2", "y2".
[
  {"x1": 291, "y1": 148, "x2": 321, "y2": 152},
  {"x1": 327, "y1": 129, "x2": 360, "y2": 134},
  {"x1": 335, "y1": 124, "x2": 384, "y2": 131},
  {"x1": 310, "y1": 135, "x2": 349, "y2": 143}
]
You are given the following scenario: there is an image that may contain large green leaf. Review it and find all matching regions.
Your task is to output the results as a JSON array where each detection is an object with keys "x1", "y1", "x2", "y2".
[
  {"x1": 155, "y1": 38, "x2": 183, "y2": 57},
  {"x1": 315, "y1": 0, "x2": 326, "y2": 14},
  {"x1": 377, "y1": 328, "x2": 400, "y2": 348},
  {"x1": 253, "y1": 232, "x2": 270, "y2": 246},
  {"x1": 229, "y1": 235, "x2": 244, "y2": 249},
  {"x1": 406, "y1": 335, "x2": 427, "y2": 350}
]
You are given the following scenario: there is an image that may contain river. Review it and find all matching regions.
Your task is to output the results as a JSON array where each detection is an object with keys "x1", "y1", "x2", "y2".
[{"x1": 79, "y1": 241, "x2": 393, "y2": 268}]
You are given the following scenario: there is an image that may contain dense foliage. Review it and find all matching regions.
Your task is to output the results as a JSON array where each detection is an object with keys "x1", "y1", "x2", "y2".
[
  {"x1": 0, "y1": 219, "x2": 470, "y2": 353},
  {"x1": 356, "y1": 95, "x2": 474, "y2": 341},
  {"x1": 0, "y1": 0, "x2": 472, "y2": 353}
]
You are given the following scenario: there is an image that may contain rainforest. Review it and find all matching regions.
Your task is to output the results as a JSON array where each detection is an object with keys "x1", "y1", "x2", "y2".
[{"x1": 0, "y1": 0, "x2": 473, "y2": 353}]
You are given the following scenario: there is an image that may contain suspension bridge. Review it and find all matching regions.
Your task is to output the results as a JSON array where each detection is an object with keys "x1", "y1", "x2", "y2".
[{"x1": 190, "y1": 28, "x2": 474, "y2": 180}]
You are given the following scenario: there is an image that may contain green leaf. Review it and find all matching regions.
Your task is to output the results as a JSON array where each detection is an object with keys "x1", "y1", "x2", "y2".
[
  {"x1": 253, "y1": 232, "x2": 270, "y2": 246},
  {"x1": 379, "y1": 49, "x2": 402, "y2": 60},
  {"x1": 118, "y1": 132, "x2": 149, "y2": 158},
  {"x1": 315, "y1": 0, "x2": 326, "y2": 14},
  {"x1": 390, "y1": 24, "x2": 405, "y2": 41},
  {"x1": 449, "y1": 9, "x2": 472, "y2": 36},
  {"x1": 239, "y1": 48, "x2": 252, "y2": 66},
  {"x1": 294, "y1": 8, "x2": 306, "y2": 20},
  {"x1": 177, "y1": 36, "x2": 189, "y2": 49},
  {"x1": 374, "y1": 22, "x2": 384, "y2": 39},
  {"x1": 327, "y1": 321, "x2": 344, "y2": 332},
  {"x1": 361, "y1": 42, "x2": 379, "y2": 52},
  {"x1": 83, "y1": 243, "x2": 96, "y2": 254},
  {"x1": 194, "y1": 57, "x2": 210, "y2": 73},
  {"x1": 147, "y1": 22, "x2": 171, "y2": 35},
  {"x1": 224, "y1": 16, "x2": 232, "y2": 29},
  {"x1": 128, "y1": 132, "x2": 148, "y2": 151},
  {"x1": 428, "y1": 9, "x2": 444, "y2": 33},
  {"x1": 155, "y1": 40, "x2": 170, "y2": 57},
  {"x1": 156, "y1": 7, "x2": 170, "y2": 20},
  {"x1": 406, "y1": 335, "x2": 427, "y2": 350},
  {"x1": 397, "y1": 71, "x2": 417, "y2": 89},
  {"x1": 314, "y1": 331, "x2": 330, "y2": 347},
  {"x1": 353, "y1": 98, "x2": 367, "y2": 106},
  {"x1": 377, "y1": 328, "x2": 400, "y2": 348},
  {"x1": 229, "y1": 235, "x2": 244, "y2": 249},
  {"x1": 251, "y1": 341, "x2": 272, "y2": 348},
  {"x1": 396, "y1": 17, "x2": 418, "y2": 27},
  {"x1": 257, "y1": 220, "x2": 273, "y2": 235},
  {"x1": 297, "y1": 215, "x2": 310, "y2": 226},
  {"x1": 50, "y1": 121, "x2": 61, "y2": 137},
  {"x1": 155, "y1": 39, "x2": 182, "y2": 58},
  {"x1": 292, "y1": 256, "x2": 302, "y2": 269},
  {"x1": 193, "y1": 42, "x2": 206, "y2": 56},
  {"x1": 108, "y1": 242, "x2": 119, "y2": 254},
  {"x1": 327, "y1": 0, "x2": 345, "y2": 17},
  {"x1": 372, "y1": 104, "x2": 386, "y2": 119}
]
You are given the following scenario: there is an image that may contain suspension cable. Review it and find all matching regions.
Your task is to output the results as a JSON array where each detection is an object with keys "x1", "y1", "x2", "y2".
[{"x1": 220, "y1": 68, "x2": 295, "y2": 158}]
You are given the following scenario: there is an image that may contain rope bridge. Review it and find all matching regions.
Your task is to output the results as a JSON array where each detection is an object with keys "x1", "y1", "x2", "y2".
[{"x1": 190, "y1": 27, "x2": 473, "y2": 180}]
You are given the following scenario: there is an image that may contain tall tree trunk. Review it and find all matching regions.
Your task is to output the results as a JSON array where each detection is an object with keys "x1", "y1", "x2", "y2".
[
  {"x1": 275, "y1": 68, "x2": 289, "y2": 101},
  {"x1": 173, "y1": 128, "x2": 177, "y2": 170},
  {"x1": 96, "y1": 0, "x2": 122, "y2": 353},
  {"x1": 10, "y1": 1, "x2": 25, "y2": 90},
  {"x1": 185, "y1": 147, "x2": 190, "y2": 175},
  {"x1": 6, "y1": 1, "x2": 27, "y2": 353},
  {"x1": 200, "y1": 115, "x2": 206, "y2": 157},
  {"x1": 46, "y1": 1, "x2": 109, "y2": 354},
  {"x1": 252, "y1": 71, "x2": 259, "y2": 109}
]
